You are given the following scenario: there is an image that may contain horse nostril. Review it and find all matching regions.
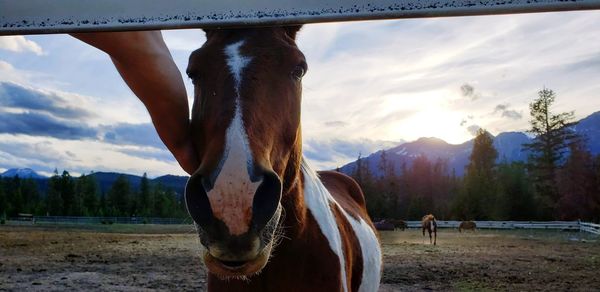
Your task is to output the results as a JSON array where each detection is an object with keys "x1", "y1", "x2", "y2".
[
  {"x1": 185, "y1": 174, "x2": 213, "y2": 227},
  {"x1": 252, "y1": 171, "x2": 282, "y2": 232}
]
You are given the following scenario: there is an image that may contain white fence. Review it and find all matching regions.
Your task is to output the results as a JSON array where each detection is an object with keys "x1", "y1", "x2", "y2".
[
  {"x1": 9, "y1": 215, "x2": 189, "y2": 225},
  {"x1": 580, "y1": 222, "x2": 600, "y2": 235},
  {"x1": 3, "y1": 0, "x2": 600, "y2": 35},
  {"x1": 404, "y1": 220, "x2": 599, "y2": 234}
]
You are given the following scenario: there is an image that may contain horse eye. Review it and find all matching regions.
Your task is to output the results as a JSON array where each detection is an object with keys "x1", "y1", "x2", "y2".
[{"x1": 291, "y1": 64, "x2": 306, "y2": 80}]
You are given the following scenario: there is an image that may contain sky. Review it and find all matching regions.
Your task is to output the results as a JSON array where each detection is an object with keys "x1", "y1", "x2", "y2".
[{"x1": 1, "y1": 11, "x2": 600, "y2": 177}]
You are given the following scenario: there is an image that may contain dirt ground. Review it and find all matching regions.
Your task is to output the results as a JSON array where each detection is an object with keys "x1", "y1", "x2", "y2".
[{"x1": 1, "y1": 223, "x2": 598, "y2": 291}]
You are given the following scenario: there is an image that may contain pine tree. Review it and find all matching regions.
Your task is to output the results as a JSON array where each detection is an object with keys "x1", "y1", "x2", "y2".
[
  {"x1": 525, "y1": 88, "x2": 579, "y2": 219},
  {"x1": 46, "y1": 172, "x2": 63, "y2": 216},
  {"x1": 139, "y1": 173, "x2": 151, "y2": 216},
  {"x1": 60, "y1": 171, "x2": 77, "y2": 215},
  {"x1": 107, "y1": 175, "x2": 132, "y2": 216},
  {"x1": 21, "y1": 178, "x2": 40, "y2": 214},
  {"x1": 456, "y1": 129, "x2": 498, "y2": 220},
  {"x1": 6, "y1": 176, "x2": 24, "y2": 216},
  {"x1": 77, "y1": 174, "x2": 99, "y2": 216},
  {"x1": 496, "y1": 162, "x2": 535, "y2": 220},
  {"x1": 405, "y1": 155, "x2": 433, "y2": 219},
  {"x1": 0, "y1": 178, "x2": 6, "y2": 217},
  {"x1": 556, "y1": 140, "x2": 598, "y2": 220}
]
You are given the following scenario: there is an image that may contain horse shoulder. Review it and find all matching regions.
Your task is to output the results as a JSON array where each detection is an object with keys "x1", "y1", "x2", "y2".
[{"x1": 317, "y1": 170, "x2": 381, "y2": 292}]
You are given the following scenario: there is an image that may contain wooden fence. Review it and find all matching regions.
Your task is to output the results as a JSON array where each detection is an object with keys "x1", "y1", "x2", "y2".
[{"x1": 403, "y1": 220, "x2": 599, "y2": 234}]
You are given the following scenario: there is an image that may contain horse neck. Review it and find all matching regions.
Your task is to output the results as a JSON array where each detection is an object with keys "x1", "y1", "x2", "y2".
[{"x1": 277, "y1": 132, "x2": 307, "y2": 240}]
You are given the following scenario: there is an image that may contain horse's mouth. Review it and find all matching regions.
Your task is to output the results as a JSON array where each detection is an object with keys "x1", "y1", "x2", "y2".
[{"x1": 203, "y1": 247, "x2": 271, "y2": 278}]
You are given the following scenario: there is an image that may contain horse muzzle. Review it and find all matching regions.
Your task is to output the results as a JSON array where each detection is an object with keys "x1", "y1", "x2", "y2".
[{"x1": 185, "y1": 169, "x2": 283, "y2": 277}]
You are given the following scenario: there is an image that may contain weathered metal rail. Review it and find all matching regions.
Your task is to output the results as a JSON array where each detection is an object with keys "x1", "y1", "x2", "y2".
[
  {"x1": 2, "y1": 0, "x2": 600, "y2": 35},
  {"x1": 404, "y1": 220, "x2": 600, "y2": 234}
]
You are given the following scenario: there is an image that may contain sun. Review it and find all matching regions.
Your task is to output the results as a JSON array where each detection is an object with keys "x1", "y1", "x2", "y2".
[
  {"x1": 381, "y1": 90, "x2": 472, "y2": 144},
  {"x1": 387, "y1": 108, "x2": 470, "y2": 145}
]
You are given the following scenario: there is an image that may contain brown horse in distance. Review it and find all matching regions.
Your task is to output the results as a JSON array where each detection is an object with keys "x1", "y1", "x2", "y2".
[
  {"x1": 184, "y1": 26, "x2": 382, "y2": 291},
  {"x1": 459, "y1": 221, "x2": 477, "y2": 232},
  {"x1": 421, "y1": 214, "x2": 437, "y2": 245}
]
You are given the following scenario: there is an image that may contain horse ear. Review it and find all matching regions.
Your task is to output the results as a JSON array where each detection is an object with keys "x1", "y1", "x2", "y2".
[
  {"x1": 203, "y1": 29, "x2": 217, "y2": 39},
  {"x1": 284, "y1": 25, "x2": 303, "y2": 40}
]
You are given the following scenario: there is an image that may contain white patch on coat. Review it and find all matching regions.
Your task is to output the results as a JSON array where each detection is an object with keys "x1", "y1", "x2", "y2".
[
  {"x1": 301, "y1": 159, "x2": 382, "y2": 292},
  {"x1": 205, "y1": 40, "x2": 260, "y2": 236},
  {"x1": 301, "y1": 161, "x2": 348, "y2": 292},
  {"x1": 340, "y1": 210, "x2": 382, "y2": 292}
]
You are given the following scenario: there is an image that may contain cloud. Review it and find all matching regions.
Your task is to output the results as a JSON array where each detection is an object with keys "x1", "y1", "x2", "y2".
[
  {"x1": 467, "y1": 125, "x2": 481, "y2": 136},
  {"x1": 101, "y1": 123, "x2": 165, "y2": 149},
  {"x1": 460, "y1": 83, "x2": 482, "y2": 101},
  {"x1": 0, "y1": 111, "x2": 97, "y2": 140},
  {"x1": 0, "y1": 82, "x2": 164, "y2": 148},
  {"x1": 502, "y1": 110, "x2": 522, "y2": 119},
  {"x1": 0, "y1": 140, "x2": 73, "y2": 173},
  {"x1": 562, "y1": 53, "x2": 600, "y2": 73},
  {"x1": 117, "y1": 148, "x2": 175, "y2": 163},
  {"x1": 324, "y1": 121, "x2": 347, "y2": 127},
  {"x1": 0, "y1": 36, "x2": 44, "y2": 55},
  {"x1": 0, "y1": 82, "x2": 94, "y2": 119},
  {"x1": 493, "y1": 103, "x2": 523, "y2": 120}
]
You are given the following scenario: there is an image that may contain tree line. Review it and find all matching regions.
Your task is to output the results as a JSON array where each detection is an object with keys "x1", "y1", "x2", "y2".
[
  {"x1": 0, "y1": 172, "x2": 188, "y2": 219},
  {"x1": 351, "y1": 89, "x2": 600, "y2": 222}
]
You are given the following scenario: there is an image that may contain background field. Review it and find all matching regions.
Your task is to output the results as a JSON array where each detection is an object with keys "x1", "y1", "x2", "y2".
[{"x1": 1, "y1": 223, "x2": 598, "y2": 291}]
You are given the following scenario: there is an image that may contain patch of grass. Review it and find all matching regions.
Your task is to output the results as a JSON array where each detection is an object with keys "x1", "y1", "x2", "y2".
[{"x1": 453, "y1": 280, "x2": 497, "y2": 292}]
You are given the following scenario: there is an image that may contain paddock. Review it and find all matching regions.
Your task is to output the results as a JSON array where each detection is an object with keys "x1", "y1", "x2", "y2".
[{"x1": 1, "y1": 223, "x2": 598, "y2": 291}]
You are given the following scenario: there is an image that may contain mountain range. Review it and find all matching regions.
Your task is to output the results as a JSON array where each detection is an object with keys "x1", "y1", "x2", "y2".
[
  {"x1": 0, "y1": 169, "x2": 188, "y2": 199},
  {"x1": 339, "y1": 111, "x2": 600, "y2": 177},
  {"x1": 2, "y1": 111, "x2": 599, "y2": 192}
]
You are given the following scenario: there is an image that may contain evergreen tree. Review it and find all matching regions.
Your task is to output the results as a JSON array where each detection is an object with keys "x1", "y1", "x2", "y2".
[
  {"x1": 59, "y1": 171, "x2": 77, "y2": 215},
  {"x1": 496, "y1": 162, "x2": 535, "y2": 220},
  {"x1": 525, "y1": 88, "x2": 579, "y2": 218},
  {"x1": 0, "y1": 178, "x2": 6, "y2": 218},
  {"x1": 21, "y1": 178, "x2": 41, "y2": 214},
  {"x1": 107, "y1": 175, "x2": 132, "y2": 216},
  {"x1": 46, "y1": 171, "x2": 63, "y2": 216},
  {"x1": 139, "y1": 173, "x2": 151, "y2": 216},
  {"x1": 556, "y1": 141, "x2": 598, "y2": 220},
  {"x1": 405, "y1": 155, "x2": 433, "y2": 219},
  {"x1": 77, "y1": 174, "x2": 99, "y2": 216},
  {"x1": 454, "y1": 129, "x2": 498, "y2": 220},
  {"x1": 6, "y1": 176, "x2": 24, "y2": 216}
]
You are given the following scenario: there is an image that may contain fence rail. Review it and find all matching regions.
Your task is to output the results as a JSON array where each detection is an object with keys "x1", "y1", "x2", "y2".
[
  {"x1": 7, "y1": 216, "x2": 599, "y2": 235},
  {"x1": 403, "y1": 220, "x2": 597, "y2": 234},
  {"x1": 580, "y1": 222, "x2": 600, "y2": 235},
  {"x1": 9, "y1": 215, "x2": 189, "y2": 225},
  {"x1": 2, "y1": 0, "x2": 600, "y2": 35}
]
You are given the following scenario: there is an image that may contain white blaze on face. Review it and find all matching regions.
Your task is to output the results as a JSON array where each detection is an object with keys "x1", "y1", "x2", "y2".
[{"x1": 206, "y1": 40, "x2": 261, "y2": 236}]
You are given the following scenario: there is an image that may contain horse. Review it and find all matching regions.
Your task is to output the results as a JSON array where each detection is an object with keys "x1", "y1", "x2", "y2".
[
  {"x1": 421, "y1": 214, "x2": 437, "y2": 245},
  {"x1": 373, "y1": 220, "x2": 395, "y2": 231},
  {"x1": 184, "y1": 26, "x2": 382, "y2": 291},
  {"x1": 459, "y1": 221, "x2": 476, "y2": 232},
  {"x1": 389, "y1": 219, "x2": 407, "y2": 231},
  {"x1": 374, "y1": 219, "x2": 406, "y2": 231}
]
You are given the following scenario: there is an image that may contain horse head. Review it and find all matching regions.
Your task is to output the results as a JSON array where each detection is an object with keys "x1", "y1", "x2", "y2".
[{"x1": 184, "y1": 26, "x2": 305, "y2": 278}]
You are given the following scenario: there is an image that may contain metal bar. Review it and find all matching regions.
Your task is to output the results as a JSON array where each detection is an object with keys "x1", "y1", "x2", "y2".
[{"x1": 2, "y1": 0, "x2": 600, "y2": 35}]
